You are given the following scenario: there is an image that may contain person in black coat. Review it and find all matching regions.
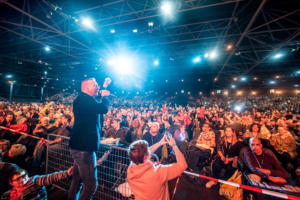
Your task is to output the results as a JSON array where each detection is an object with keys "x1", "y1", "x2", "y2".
[{"x1": 68, "y1": 78, "x2": 110, "y2": 200}]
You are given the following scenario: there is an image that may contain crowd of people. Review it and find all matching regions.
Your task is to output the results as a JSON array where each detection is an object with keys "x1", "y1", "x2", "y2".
[{"x1": 0, "y1": 92, "x2": 300, "y2": 199}]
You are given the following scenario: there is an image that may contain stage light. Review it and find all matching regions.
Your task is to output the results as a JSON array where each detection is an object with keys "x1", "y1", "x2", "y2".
[
  {"x1": 193, "y1": 56, "x2": 201, "y2": 63},
  {"x1": 110, "y1": 29, "x2": 115, "y2": 33},
  {"x1": 81, "y1": 17, "x2": 95, "y2": 30},
  {"x1": 199, "y1": 91, "x2": 203, "y2": 95},
  {"x1": 211, "y1": 91, "x2": 215, "y2": 95},
  {"x1": 214, "y1": 77, "x2": 218, "y2": 82},
  {"x1": 153, "y1": 59, "x2": 159, "y2": 66},
  {"x1": 106, "y1": 54, "x2": 137, "y2": 76},
  {"x1": 295, "y1": 90, "x2": 300, "y2": 94},
  {"x1": 181, "y1": 90, "x2": 184, "y2": 94},
  {"x1": 251, "y1": 91, "x2": 257, "y2": 96},
  {"x1": 234, "y1": 105, "x2": 242, "y2": 112},
  {"x1": 132, "y1": 29, "x2": 138, "y2": 33},
  {"x1": 270, "y1": 89, "x2": 275, "y2": 94},
  {"x1": 253, "y1": 77, "x2": 258, "y2": 80},
  {"x1": 275, "y1": 90, "x2": 282, "y2": 95},
  {"x1": 272, "y1": 52, "x2": 284, "y2": 60},
  {"x1": 231, "y1": 84, "x2": 236, "y2": 89},
  {"x1": 236, "y1": 91, "x2": 243, "y2": 96},
  {"x1": 226, "y1": 44, "x2": 233, "y2": 51},
  {"x1": 217, "y1": 90, "x2": 221, "y2": 94},
  {"x1": 294, "y1": 84, "x2": 299, "y2": 88},
  {"x1": 44, "y1": 46, "x2": 51, "y2": 52},
  {"x1": 161, "y1": 1, "x2": 174, "y2": 17},
  {"x1": 209, "y1": 50, "x2": 217, "y2": 59},
  {"x1": 44, "y1": 71, "x2": 47, "y2": 75},
  {"x1": 296, "y1": 70, "x2": 300, "y2": 74},
  {"x1": 148, "y1": 21, "x2": 154, "y2": 27},
  {"x1": 204, "y1": 53, "x2": 209, "y2": 58},
  {"x1": 223, "y1": 90, "x2": 229, "y2": 96},
  {"x1": 233, "y1": 77, "x2": 238, "y2": 81},
  {"x1": 269, "y1": 80, "x2": 276, "y2": 85},
  {"x1": 275, "y1": 75, "x2": 280, "y2": 79},
  {"x1": 240, "y1": 77, "x2": 247, "y2": 82},
  {"x1": 197, "y1": 78, "x2": 201, "y2": 82},
  {"x1": 5, "y1": 74, "x2": 13, "y2": 79}
]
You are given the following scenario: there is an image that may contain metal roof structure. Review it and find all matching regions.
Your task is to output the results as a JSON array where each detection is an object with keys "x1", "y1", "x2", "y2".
[{"x1": 0, "y1": 0, "x2": 300, "y2": 98}]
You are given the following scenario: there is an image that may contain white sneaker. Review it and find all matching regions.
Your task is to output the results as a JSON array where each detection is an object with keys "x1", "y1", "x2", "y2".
[{"x1": 205, "y1": 181, "x2": 217, "y2": 189}]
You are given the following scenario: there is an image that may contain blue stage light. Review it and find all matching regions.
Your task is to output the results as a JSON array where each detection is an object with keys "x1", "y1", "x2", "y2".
[{"x1": 193, "y1": 56, "x2": 201, "y2": 63}]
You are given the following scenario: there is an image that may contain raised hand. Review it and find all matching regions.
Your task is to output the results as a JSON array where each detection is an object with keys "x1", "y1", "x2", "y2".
[{"x1": 103, "y1": 78, "x2": 111, "y2": 89}]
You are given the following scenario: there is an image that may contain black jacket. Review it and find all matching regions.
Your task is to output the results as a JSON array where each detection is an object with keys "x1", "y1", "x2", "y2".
[{"x1": 69, "y1": 92, "x2": 110, "y2": 152}]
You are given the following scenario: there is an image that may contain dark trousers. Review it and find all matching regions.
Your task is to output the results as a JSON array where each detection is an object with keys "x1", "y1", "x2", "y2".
[
  {"x1": 212, "y1": 157, "x2": 236, "y2": 180},
  {"x1": 68, "y1": 149, "x2": 98, "y2": 200},
  {"x1": 188, "y1": 145, "x2": 211, "y2": 171}
]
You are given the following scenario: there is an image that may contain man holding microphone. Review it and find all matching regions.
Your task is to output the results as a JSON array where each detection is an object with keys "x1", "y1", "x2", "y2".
[{"x1": 68, "y1": 77, "x2": 111, "y2": 200}]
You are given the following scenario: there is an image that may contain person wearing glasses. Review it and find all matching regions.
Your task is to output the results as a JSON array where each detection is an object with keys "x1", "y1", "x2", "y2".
[{"x1": 1, "y1": 167, "x2": 73, "y2": 200}]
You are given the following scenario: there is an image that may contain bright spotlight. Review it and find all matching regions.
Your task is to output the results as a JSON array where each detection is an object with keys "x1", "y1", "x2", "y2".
[
  {"x1": 110, "y1": 29, "x2": 115, "y2": 33},
  {"x1": 161, "y1": 1, "x2": 174, "y2": 17},
  {"x1": 5, "y1": 74, "x2": 13, "y2": 79},
  {"x1": 107, "y1": 55, "x2": 136, "y2": 75},
  {"x1": 231, "y1": 84, "x2": 236, "y2": 89},
  {"x1": 296, "y1": 70, "x2": 300, "y2": 74},
  {"x1": 234, "y1": 105, "x2": 243, "y2": 112},
  {"x1": 269, "y1": 80, "x2": 276, "y2": 85},
  {"x1": 209, "y1": 50, "x2": 217, "y2": 59},
  {"x1": 251, "y1": 91, "x2": 257, "y2": 95},
  {"x1": 153, "y1": 59, "x2": 159, "y2": 66},
  {"x1": 44, "y1": 46, "x2": 51, "y2": 52},
  {"x1": 272, "y1": 52, "x2": 284, "y2": 60},
  {"x1": 81, "y1": 17, "x2": 95, "y2": 30},
  {"x1": 148, "y1": 21, "x2": 154, "y2": 27},
  {"x1": 193, "y1": 56, "x2": 201, "y2": 63},
  {"x1": 132, "y1": 29, "x2": 138, "y2": 33},
  {"x1": 240, "y1": 77, "x2": 247, "y2": 82},
  {"x1": 204, "y1": 53, "x2": 209, "y2": 58},
  {"x1": 226, "y1": 44, "x2": 233, "y2": 51}
]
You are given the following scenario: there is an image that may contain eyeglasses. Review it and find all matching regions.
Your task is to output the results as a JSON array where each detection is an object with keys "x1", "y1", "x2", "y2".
[{"x1": 11, "y1": 173, "x2": 27, "y2": 182}]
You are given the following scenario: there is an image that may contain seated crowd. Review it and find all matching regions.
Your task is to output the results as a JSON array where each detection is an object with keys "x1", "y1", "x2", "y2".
[{"x1": 0, "y1": 95, "x2": 300, "y2": 198}]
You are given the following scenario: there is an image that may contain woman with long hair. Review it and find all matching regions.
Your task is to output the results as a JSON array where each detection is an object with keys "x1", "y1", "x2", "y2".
[{"x1": 206, "y1": 126, "x2": 243, "y2": 188}]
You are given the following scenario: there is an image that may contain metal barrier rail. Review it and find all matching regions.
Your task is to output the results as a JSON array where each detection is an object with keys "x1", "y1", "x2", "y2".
[
  {"x1": 46, "y1": 134, "x2": 132, "y2": 200},
  {"x1": 45, "y1": 134, "x2": 300, "y2": 200}
]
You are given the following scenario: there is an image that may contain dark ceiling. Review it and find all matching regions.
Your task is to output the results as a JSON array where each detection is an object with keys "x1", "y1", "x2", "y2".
[{"x1": 0, "y1": 0, "x2": 300, "y2": 98}]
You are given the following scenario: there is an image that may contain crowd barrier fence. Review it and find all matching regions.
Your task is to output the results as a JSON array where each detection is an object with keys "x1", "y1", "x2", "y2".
[
  {"x1": 46, "y1": 134, "x2": 132, "y2": 200},
  {"x1": 1, "y1": 127, "x2": 299, "y2": 200}
]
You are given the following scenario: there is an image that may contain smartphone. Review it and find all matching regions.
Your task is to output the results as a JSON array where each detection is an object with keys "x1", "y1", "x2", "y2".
[{"x1": 165, "y1": 129, "x2": 170, "y2": 140}]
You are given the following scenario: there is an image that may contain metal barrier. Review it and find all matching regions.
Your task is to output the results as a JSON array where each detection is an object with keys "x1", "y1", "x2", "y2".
[{"x1": 46, "y1": 134, "x2": 132, "y2": 200}]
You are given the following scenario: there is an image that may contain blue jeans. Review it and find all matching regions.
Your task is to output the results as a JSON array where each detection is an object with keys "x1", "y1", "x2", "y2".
[{"x1": 68, "y1": 149, "x2": 98, "y2": 200}]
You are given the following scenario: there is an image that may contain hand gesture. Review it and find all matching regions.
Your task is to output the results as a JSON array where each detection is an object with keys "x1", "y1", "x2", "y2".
[
  {"x1": 167, "y1": 134, "x2": 176, "y2": 147},
  {"x1": 248, "y1": 174, "x2": 261, "y2": 183},
  {"x1": 103, "y1": 78, "x2": 111, "y2": 89},
  {"x1": 268, "y1": 176, "x2": 287, "y2": 184},
  {"x1": 100, "y1": 90, "x2": 110, "y2": 97},
  {"x1": 159, "y1": 134, "x2": 168, "y2": 146},
  {"x1": 67, "y1": 166, "x2": 73, "y2": 176}
]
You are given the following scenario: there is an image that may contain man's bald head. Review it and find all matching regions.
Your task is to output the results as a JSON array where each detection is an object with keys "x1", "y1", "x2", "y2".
[
  {"x1": 81, "y1": 78, "x2": 99, "y2": 97},
  {"x1": 249, "y1": 137, "x2": 263, "y2": 155}
]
